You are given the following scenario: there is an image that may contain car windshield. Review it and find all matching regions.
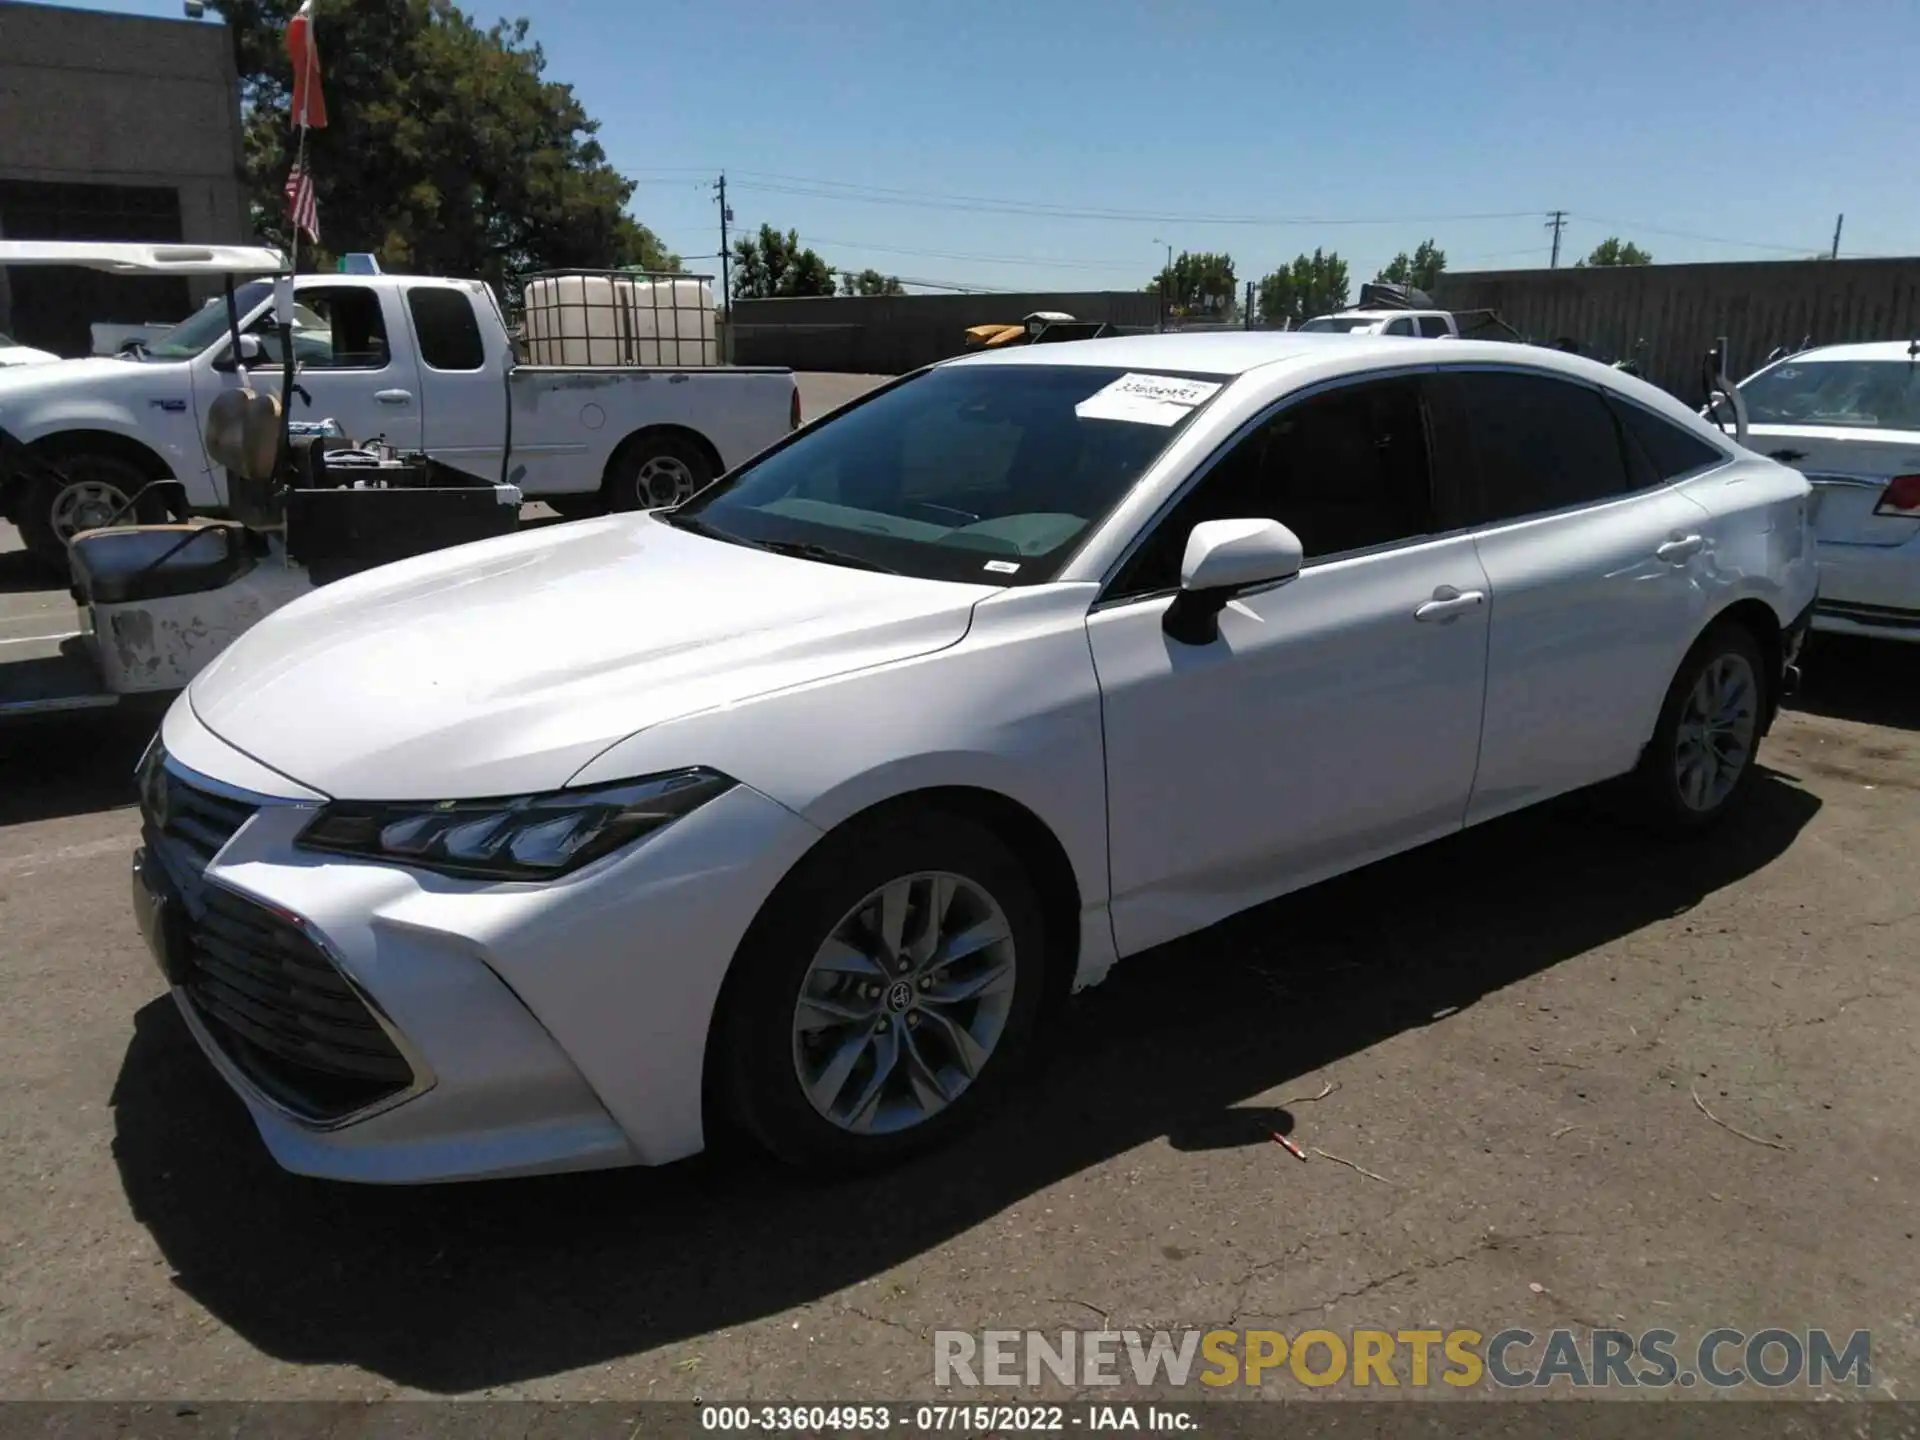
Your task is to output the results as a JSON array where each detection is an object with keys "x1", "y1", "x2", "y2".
[
  {"x1": 671, "y1": 363, "x2": 1227, "y2": 585},
  {"x1": 1739, "y1": 359, "x2": 1920, "y2": 430},
  {"x1": 1298, "y1": 316, "x2": 1378, "y2": 333},
  {"x1": 142, "y1": 281, "x2": 273, "y2": 360}
]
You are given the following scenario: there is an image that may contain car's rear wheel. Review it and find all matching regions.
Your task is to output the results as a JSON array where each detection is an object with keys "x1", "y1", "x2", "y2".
[
  {"x1": 1634, "y1": 621, "x2": 1768, "y2": 831},
  {"x1": 716, "y1": 811, "x2": 1049, "y2": 1171}
]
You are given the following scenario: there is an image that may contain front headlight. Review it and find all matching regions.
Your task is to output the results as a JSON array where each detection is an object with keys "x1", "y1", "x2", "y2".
[{"x1": 296, "y1": 768, "x2": 736, "y2": 880}]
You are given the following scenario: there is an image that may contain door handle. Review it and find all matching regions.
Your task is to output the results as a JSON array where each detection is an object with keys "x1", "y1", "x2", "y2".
[
  {"x1": 375, "y1": 389, "x2": 413, "y2": 406},
  {"x1": 1414, "y1": 587, "x2": 1486, "y2": 623},
  {"x1": 1656, "y1": 534, "x2": 1705, "y2": 563}
]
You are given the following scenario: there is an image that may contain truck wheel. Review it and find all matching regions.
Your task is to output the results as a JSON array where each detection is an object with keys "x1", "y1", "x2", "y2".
[
  {"x1": 18, "y1": 453, "x2": 169, "y2": 572},
  {"x1": 604, "y1": 433, "x2": 714, "y2": 512}
]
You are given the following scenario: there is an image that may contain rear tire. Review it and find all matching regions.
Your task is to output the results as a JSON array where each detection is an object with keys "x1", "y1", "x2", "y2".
[
  {"x1": 716, "y1": 811, "x2": 1050, "y2": 1173},
  {"x1": 18, "y1": 452, "x2": 168, "y2": 573},
  {"x1": 1632, "y1": 621, "x2": 1769, "y2": 832},
  {"x1": 603, "y1": 433, "x2": 715, "y2": 512}
]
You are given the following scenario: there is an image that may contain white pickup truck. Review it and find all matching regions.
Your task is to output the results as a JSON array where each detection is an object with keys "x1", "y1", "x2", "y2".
[
  {"x1": 1298, "y1": 308, "x2": 1464, "y2": 338},
  {"x1": 0, "y1": 264, "x2": 799, "y2": 568}
]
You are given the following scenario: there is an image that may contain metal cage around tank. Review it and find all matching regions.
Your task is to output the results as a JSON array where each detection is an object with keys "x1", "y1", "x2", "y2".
[{"x1": 514, "y1": 269, "x2": 720, "y2": 368}]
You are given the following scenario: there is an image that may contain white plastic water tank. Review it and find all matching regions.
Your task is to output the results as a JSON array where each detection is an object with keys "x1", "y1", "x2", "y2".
[{"x1": 521, "y1": 274, "x2": 717, "y2": 366}]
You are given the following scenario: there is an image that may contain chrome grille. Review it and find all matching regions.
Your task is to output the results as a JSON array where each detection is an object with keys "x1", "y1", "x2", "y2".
[{"x1": 139, "y1": 745, "x2": 414, "y2": 1123}]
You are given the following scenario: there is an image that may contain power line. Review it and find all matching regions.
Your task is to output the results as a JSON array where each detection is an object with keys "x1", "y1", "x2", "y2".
[
  {"x1": 801, "y1": 234, "x2": 1140, "y2": 273},
  {"x1": 728, "y1": 176, "x2": 1539, "y2": 228},
  {"x1": 1568, "y1": 213, "x2": 1814, "y2": 255}
]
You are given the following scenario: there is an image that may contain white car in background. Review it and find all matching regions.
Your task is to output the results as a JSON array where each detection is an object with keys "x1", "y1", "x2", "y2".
[
  {"x1": 0, "y1": 332, "x2": 60, "y2": 367},
  {"x1": 1734, "y1": 341, "x2": 1920, "y2": 642},
  {"x1": 134, "y1": 332, "x2": 1815, "y2": 1184}
]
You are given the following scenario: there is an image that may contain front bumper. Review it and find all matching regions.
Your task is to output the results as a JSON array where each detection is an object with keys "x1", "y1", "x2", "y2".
[{"x1": 137, "y1": 700, "x2": 824, "y2": 1183}]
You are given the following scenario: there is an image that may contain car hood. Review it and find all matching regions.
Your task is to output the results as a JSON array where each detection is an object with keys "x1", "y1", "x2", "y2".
[
  {"x1": 189, "y1": 513, "x2": 993, "y2": 800},
  {"x1": 0, "y1": 354, "x2": 156, "y2": 399}
]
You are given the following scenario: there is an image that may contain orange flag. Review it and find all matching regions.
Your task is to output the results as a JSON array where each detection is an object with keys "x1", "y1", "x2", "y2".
[{"x1": 286, "y1": 0, "x2": 328, "y2": 130}]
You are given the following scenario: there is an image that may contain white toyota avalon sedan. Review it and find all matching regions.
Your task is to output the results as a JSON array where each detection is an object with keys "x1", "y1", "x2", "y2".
[{"x1": 133, "y1": 332, "x2": 1816, "y2": 1183}]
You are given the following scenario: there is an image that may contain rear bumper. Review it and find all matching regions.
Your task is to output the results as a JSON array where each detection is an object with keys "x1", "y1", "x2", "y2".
[{"x1": 1813, "y1": 599, "x2": 1920, "y2": 643}]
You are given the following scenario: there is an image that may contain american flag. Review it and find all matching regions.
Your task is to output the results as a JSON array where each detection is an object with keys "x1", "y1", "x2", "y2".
[{"x1": 284, "y1": 157, "x2": 319, "y2": 243}]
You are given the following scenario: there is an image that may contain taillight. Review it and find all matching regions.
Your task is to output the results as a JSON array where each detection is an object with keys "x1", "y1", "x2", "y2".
[
  {"x1": 1873, "y1": 474, "x2": 1920, "y2": 516},
  {"x1": 789, "y1": 386, "x2": 802, "y2": 431}
]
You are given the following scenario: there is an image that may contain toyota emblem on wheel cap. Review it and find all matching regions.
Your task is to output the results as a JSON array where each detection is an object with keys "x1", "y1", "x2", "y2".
[{"x1": 885, "y1": 980, "x2": 914, "y2": 1014}]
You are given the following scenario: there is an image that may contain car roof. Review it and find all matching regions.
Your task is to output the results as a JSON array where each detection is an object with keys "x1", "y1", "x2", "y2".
[
  {"x1": 944, "y1": 329, "x2": 1600, "y2": 383},
  {"x1": 940, "y1": 329, "x2": 1729, "y2": 447},
  {"x1": 1764, "y1": 341, "x2": 1920, "y2": 364}
]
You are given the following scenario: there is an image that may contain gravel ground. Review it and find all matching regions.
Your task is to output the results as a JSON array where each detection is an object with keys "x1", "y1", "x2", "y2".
[{"x1": 0, "y1": 376, "x2": 1914, "y2": 1401}]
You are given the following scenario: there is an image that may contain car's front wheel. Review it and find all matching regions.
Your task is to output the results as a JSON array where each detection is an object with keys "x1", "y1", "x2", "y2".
[
  {"x1": 1634, "y1": 621, "x2": 1768, "y2": 830},
  {"x1": 716, "y1": 811, "x2": 1049, "y2": 1171}
]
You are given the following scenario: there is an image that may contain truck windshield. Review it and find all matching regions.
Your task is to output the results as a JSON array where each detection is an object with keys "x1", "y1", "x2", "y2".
[
  {"x1": 143, "y1": 281, "x2": 273, "y2": 360},
  {"x1": 670, "y1": 363, "x2": 1228, "y2": 585},
  {"x1": 1739, "y1": 359, "x2": 1920, "y2": 431}
]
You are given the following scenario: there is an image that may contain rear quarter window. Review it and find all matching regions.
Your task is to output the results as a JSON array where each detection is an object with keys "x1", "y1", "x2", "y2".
[{"x1": 407, "y1": 287, "x2": 487, "y2": 371}]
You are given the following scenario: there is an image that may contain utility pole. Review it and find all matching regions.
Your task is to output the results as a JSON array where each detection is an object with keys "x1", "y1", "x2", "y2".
[
  {"x1": 1245, "y1": 279, "x2": 1254, "y2": 330},
  {"x1": 1830, "y1": 213, "x2": 1844, "y2": 260},
  {"x1": 714, "y1": 172, "x2": 733, "y2": 360},
  {"x1": 1546, "y1": 210, "x2": 1567, "y2": 269},
  {"x1": 1153, "y1": 238, "x2": 1172, "y2": 332}
]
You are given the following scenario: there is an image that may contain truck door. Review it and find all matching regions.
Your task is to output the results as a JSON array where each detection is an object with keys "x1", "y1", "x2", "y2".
[
  {"x1": 400, "y1": 283, "x2": 507, "y2": 483},
  {"x1": 242, "y1": 281, "x2": 425, "y2": 452}
]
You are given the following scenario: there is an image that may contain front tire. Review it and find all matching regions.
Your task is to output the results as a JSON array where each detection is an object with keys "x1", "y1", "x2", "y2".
[
  {"x1": 603, "y1": 433, "x2": 714, "y2": 512},
  {"x1": 18, "y1": 453, "x2": 168, "y2": 572},
  {"x1": 716, "y1": 811, "x2": 1050, "y2": 1172},
  {"x1": 1633, "y1": 621, "x2": 1768, "y2": 831}
]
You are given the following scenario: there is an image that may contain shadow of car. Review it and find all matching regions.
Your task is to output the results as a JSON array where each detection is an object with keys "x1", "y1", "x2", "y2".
[{"x1": 110, "y1": 771, "x2": 1820, "y2": 1394}]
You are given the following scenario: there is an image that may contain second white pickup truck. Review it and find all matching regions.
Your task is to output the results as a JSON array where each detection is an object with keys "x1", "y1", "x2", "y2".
[{"x1": 0, "y1": 266, "x2": 799, "y2": 568}]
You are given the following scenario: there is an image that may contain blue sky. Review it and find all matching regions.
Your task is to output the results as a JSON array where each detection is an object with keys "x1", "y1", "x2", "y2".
[{"x1": 67, "y1": 0, "x2": 1920, "y2": 293}]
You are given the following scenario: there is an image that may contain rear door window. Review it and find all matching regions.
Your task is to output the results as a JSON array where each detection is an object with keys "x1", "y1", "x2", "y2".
[
  {"x1": 407, "y1": 287, "x2": 487, "y2": 371},
  {"x1": 1418, "y1": 314, "x2": 1453, "y2": 338},
  {"x1": 1433, "y1": 370, "x2": 1634, "y2": 527}
]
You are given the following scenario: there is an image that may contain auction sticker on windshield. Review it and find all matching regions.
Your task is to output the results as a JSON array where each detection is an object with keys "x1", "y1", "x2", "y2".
[{"x1": 1075, "y1": 373, "x2": 1223, "y2": 426}]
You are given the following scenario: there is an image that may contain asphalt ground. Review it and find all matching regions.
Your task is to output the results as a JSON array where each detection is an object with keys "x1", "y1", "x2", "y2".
[{"x1": 0, "y1": 373, "x2": 1914, "y2": 1402}]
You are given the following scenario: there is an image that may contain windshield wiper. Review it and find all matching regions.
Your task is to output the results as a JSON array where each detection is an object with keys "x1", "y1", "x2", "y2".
[
  {"x1": 658, "y1": 509, "x2": 768, "y2": 550},
  {"x1": 757, "y1": 539, "x2": 900, "y2": 574}
]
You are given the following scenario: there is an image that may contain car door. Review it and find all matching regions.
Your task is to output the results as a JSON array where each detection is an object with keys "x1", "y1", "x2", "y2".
[
  {"x1": 1424, "y1": 367, "x2": 1718, "y2": 825},
  {"x1": 400, "y1": 282, "x2": 507, "y2": 482},
  {"x1": 244, "y1": 282, "x2": 424, "y2": 452},
  {"x1": 1086, "y1": 373, "x2": 1493, "y2": 958}
]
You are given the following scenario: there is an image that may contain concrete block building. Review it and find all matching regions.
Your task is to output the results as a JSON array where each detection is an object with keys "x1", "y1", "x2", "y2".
[{"x1": 0, "y1": 0, "x2": 247, "y2": 355}]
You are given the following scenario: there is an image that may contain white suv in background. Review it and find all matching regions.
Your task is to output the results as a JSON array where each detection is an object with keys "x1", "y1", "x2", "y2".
[
  {"x1": 133, "y1": 333, "x2": 1815, "y2": 1184},
  {"x1": 1735, "y1": 341, "x2": 1920, "y2": 642}
]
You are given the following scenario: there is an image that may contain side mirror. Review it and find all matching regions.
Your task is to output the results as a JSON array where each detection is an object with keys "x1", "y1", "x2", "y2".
[
  {"x1": 214, "y1": 333, "x2": 267, "y2": 372},
  {"x1": 1162, "y1": 518, "x2": 1304, "y2": 645}
]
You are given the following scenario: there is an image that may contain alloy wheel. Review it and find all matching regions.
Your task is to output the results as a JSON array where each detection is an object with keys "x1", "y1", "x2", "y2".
[
  {"x1": 791, "y1": 871, "x2": 1018, "y2": 1136},
  {"x1": 1673, "y1": 651, "x2": 1758, "y2": 812}
]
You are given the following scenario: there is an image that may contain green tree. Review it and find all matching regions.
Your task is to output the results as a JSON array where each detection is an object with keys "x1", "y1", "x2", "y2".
[
  {"x1": 212, "y1": 0, "x2": 676, "y2": 287},
  {"x1": 1576, "y1": 237, "x2": 1653, "y2": 267},
  {"x1": 1257, "y1": 249, "x2": 1350, "y2": 326},
  {"x1": 839, "y1": 268, "x2": 906, "y2": 297},
  {"x1": 1150, "y1": 251, "x2": 1238, "y2": 316},
  {"x1": 730, "y1": 224, "x2": 836, "y2": 298},
  {"x1": 1376, "y1": 238, "x2": 1446, "y2": 290}
]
